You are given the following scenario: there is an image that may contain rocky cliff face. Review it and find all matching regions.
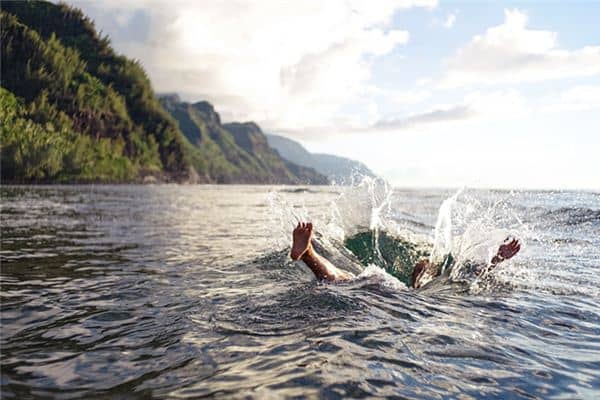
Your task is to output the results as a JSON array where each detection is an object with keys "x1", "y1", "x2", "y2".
[{"x1": 161, "y1": 96, "x2": 328, "y2": 184}]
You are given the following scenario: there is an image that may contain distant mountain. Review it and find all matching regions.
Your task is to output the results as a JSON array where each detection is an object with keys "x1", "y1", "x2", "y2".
[
  {"x1": 266, "y1": 134, "x2": 376, "y2": 183},
  {"x1": 160, "y1": 95, "x2": 328, "y2": 184}
]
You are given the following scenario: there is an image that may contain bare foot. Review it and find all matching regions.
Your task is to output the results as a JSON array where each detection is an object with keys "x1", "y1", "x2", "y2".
[
  {"x1": 477, "y1": 237, "x2": 522, "y2": 277},
  {"x1": 492, "y1": 237, "x2": 521, "y2": 265},
  {"x1": 290, "y1": 222, "x2": 313, "y2": 260}
]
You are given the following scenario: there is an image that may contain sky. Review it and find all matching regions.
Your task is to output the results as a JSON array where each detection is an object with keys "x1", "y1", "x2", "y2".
[{"x1": 63, "y1": 0, "x2": 600, "y2": 189}]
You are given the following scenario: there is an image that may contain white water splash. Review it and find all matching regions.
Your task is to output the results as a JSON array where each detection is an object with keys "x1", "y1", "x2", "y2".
[
  {"x1": 265, "y1": 190, "x2": 310, "y2": 251},
  {"x1": 362, "y1": 177, "x2": 394, "y2": 265},
  {"x1": 265, "y1": 178, "x2": 536, "y2": 293},
  {"x1": 357, "y1": 264, "x2": 408, "y2": 291},
  {"x1": 428, "y1": 190, "x2": 531, "y2": 291},
  {"x1": 430, "y1": 188, "x2": 463, "y2": 267}
]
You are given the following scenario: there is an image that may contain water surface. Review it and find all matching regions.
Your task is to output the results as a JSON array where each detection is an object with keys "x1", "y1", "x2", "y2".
[{"x1": 1, "y1": 185, "x2": 599, "y2": 398}]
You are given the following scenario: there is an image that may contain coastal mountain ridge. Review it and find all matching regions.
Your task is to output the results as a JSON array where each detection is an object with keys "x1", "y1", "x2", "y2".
[
  {"x1": 159, "y1": 94, "x2": 327, "y2": 184},
  {"x1": 0, "y1": 0, "x2": 369, "y2": 185},
  {"x1": 266, "y1": 134, "x2": 377, "y2": 183}
]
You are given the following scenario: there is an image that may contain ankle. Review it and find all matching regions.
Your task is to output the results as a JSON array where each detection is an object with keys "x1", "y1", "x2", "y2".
[{"x1": 301, "y1": 246, "x2": 315, "y2": 261}]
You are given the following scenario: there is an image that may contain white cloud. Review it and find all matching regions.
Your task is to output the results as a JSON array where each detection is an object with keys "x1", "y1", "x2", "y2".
[
  {"x1": 66, "y1": 0, "x2": 437, "y2": 132},
  {"x1": 464, "y1": 88, "x2": 528, "y2": 117},
  {"x1": 540, "y1": 85, "x2": 600, "y2": 113},
  {"x1": 390, "y1": 89, "x2": 431, "y2": 105},
  {"x1": 441, "y1": 9, "x2": 600, "y2": 87},
  {"x1": 374, "y1": 105, "x2": 473, "y2": 130},
  {"x1": 560, "y1": 85, "x2": 600, "y2": 109},
  {"x1": 444, "y1": 13, "x2": 456, "y2": 29},
  {"x1": 372, "y1": 88, "x2": 526, "y2": 131}
]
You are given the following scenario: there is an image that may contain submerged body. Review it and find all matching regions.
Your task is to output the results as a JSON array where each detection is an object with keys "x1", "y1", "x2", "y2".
[{"x1": 291, "y1": 222, "x2": 521, "y2": 288}]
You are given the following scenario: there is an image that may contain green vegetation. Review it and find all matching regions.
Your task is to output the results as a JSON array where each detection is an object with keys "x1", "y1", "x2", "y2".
[
  {"x1": 1, "y1": 0, "x2": 327, "y2": 184},
  {"x1": 1, "y1": 87, "x2": 137, "y2": 182},
  {"x1": 161, "y1": 96, "x2": 328, "y2": 184},
  {"x1": 1, "y1": 3, "x2": 177, "y2": 182}
]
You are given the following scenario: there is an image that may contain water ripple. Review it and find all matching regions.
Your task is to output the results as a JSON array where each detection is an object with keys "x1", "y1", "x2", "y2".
[{"x1": 1, "y1": 185, "x2": 599, "y2": 399}]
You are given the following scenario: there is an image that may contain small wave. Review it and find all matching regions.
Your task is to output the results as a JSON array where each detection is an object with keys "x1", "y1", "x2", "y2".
[
  {"x1": 542, "y1": 207, "x2": 600, "y2": 226},
  {"x1": 278, "y1": 187, "x2": 339, "y2": 194},
  {"x1": 392, "y1": 212, "x2": 434, "y2": 230},
  {"x1": 548, "y1": 237, "x2": 595, "y2": 245},
  {"x1": 356, "y1": 265, "x2": 409, "y2": 291}
]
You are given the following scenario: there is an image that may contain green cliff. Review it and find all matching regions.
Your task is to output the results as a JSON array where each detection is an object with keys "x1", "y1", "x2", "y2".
[
  {"x1": 160, "y1": 95, "x2": 328, "y2": 184},
  {"x1": 0, "y1": 1, "x2": 328, "y2": 184}
]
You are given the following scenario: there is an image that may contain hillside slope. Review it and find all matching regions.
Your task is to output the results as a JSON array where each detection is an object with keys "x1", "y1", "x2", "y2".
[
  {"x1": 1, "y1": 1, "x2": 328, "y2": 184},
  {"x1": 1, "y1": 1, "x2": 194, "y2": 182},
  {"x1": 266, "y1": 134, "x2": 376, "y2": 183},
  {"x1": 160, "y1": 95, "x2": 328, "y2": 184}
]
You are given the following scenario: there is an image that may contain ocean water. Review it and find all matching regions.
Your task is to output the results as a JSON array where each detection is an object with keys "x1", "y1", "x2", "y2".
[{"x1": 1, "y1": 184, "x2": 599, "y2": 399}]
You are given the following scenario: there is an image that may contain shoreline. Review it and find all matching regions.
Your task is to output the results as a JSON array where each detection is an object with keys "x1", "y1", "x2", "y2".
[{"x1": 2, "y1": 182, "x2": 598, "y2": 193}]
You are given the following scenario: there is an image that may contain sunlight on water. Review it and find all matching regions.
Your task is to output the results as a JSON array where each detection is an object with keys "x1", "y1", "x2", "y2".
[
  {"x1": 267, "y1": 178, "x2": 597, "y2": 294},
  {"x1": 2, "y1": 184, "x2": 599, "y2": 398}
]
